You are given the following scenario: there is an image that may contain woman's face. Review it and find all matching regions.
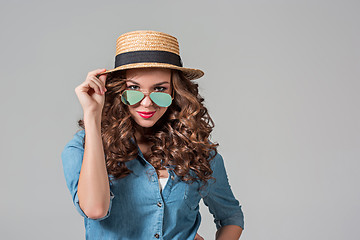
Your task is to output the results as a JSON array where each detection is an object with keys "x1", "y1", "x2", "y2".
[{"x1": 125, "y1": 68, "x2": 172, "y2": 128}]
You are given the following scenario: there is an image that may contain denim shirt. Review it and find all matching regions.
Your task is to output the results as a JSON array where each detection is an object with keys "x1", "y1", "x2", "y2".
[{"x1": 61, "y1": 130, "x2": 244, "y2": 240}]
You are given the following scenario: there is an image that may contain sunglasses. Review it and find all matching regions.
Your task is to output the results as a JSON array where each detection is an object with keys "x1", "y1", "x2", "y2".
[{"x1": 121, "y1": 90, "x2": 173, "y2": 107}]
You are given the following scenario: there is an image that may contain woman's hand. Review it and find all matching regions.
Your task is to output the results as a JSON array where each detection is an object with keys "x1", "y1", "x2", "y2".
[
  {"x1": 194, "y1": 233, "x2": 204, "y2": 240},
  {"x1": 75, "y1": 68, "x2": 108, "y2": 115}
]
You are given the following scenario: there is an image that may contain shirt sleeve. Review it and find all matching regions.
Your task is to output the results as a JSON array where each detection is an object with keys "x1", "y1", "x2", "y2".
[
  {"x1": 202, "y1": 152, "x2": 244, "y2": 230},
  {"x1": 61, "y1": 129, "x2": 115, "y2": 221}
]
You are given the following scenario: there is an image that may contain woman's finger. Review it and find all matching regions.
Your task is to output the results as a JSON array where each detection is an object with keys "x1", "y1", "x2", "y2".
[
  {"x1": 98, "y1": 73, "x2": 108, "y2": 91},
  {"x1": 88, "y1": 75, "x2": 105, "y2": 94},
  {"x1": 87, "y1": 68, "x2": 106, "y2": 77},
  {"x1": 76, "y1": 80, "x2": 99, "y2": 95}
]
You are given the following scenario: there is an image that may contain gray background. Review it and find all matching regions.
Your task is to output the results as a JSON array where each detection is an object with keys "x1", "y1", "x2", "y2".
[{"x1": 1, "y1": 0, "x2": 359, "y2": 239}]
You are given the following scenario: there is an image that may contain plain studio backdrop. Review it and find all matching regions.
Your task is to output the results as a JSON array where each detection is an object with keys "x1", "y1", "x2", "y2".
[{"x1": 1, "y1": 0, "x2": 359, "y2": 239}]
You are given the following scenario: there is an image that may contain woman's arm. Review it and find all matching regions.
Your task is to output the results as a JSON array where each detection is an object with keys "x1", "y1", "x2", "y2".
[
  {"x1": 77, "y1": 112, "x2": 111, "y2": 219},
  {"x1": 216, "y1": 225, "x2": 243, "y2": 240},
  {"x1": 201, "y1": 153, "x2": 244, "y2": 237}
]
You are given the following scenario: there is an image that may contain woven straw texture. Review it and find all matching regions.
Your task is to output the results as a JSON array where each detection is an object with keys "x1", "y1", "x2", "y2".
[
  {"x1": 116, "y1": 30, "x2": 180, "y2": 55},
  {"x1": 98, "y1": 30, "x2": 204, "y2": 80}
]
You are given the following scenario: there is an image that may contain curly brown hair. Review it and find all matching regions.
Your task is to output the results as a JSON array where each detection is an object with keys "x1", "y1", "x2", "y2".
[{"x1": 77, "y1": 69, "x2": 218, "y2": 187}]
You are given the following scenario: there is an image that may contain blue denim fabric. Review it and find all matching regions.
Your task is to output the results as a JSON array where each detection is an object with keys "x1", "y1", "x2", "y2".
[{"x1": 61, "y1": 130, "x2": 244, "y2": 240}]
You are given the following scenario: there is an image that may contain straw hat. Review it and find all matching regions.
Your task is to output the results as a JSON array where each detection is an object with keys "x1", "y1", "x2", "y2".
[{"x1": 97, "y1": 30, "x2": 204, "y2": 80}]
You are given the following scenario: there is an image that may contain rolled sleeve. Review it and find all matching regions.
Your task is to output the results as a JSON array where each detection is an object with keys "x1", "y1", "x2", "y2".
[
  {"x1": 202, "y1": 153, "x2": 244, "y2": 230},
  {"x1": 61, "y1": 130, "x2": 114, "y2": 221}
]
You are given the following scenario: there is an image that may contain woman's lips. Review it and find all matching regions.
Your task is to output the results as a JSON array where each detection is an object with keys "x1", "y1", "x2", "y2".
[{"x1": 137, "y1": 111, "x2": 156, "y2": 119}]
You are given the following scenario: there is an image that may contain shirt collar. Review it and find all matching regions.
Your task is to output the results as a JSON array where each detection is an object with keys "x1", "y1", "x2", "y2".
[{"x1": 129, "y1": 136, "x2": 147, "y2": 165}]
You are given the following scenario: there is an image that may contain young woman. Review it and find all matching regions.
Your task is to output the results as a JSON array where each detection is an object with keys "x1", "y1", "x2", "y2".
[{"x1": 61, "y1": 30, "x2": 244, "y2": 240}]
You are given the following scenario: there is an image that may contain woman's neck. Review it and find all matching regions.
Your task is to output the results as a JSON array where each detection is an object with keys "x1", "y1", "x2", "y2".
[{"x1": 134, "y1": 125, "x2": 153, "y2": 144}]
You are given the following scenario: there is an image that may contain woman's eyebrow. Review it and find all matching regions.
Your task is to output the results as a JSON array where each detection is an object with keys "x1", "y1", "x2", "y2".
[
  {"x1": 126, "y1": 80, "x2": 140, "y2": 85},
  {"x1": 126, "y1": 80, "x2": 170, "y2": 86},
  {"x1": 153, "y1": 81, "x2": 170, "y2": 86}
]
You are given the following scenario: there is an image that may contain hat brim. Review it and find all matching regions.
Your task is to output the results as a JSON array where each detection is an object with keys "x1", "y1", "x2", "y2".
[{"x1": 97, "y1": 62, "x2": 204, "y2": 80}]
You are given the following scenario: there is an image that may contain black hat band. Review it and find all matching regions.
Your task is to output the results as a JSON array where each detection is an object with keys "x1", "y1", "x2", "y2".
[{"x1": 115, "y1": 50, "x2": 183, "y2": 68}]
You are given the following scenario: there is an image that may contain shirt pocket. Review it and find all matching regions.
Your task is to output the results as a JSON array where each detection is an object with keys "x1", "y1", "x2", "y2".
[{"x1": 183, "y1": 181, "x2": 201, "y2": 211}]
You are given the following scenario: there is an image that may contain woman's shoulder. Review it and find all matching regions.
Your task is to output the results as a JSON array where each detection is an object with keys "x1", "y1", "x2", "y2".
[
  {"x1": 208, "y1": 150, "x2": 224, "y2": 169},
  {"x1": 63, "y1": 129, "x2": 85, "y2": 150},
  {"x1": 74, "y1": 129, "x2": 85, "y2": 138},
  {"x1": 75, "y1": 129, "x2": 85, "y2": 137},
  {"x1": 207, "y1": 140, "x2": 222, "y2": 164}
]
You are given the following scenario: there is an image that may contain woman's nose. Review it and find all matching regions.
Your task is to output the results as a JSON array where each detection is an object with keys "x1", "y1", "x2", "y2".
[{"x1": 140, "y1": 94, "x2": 153, "y2": 107}]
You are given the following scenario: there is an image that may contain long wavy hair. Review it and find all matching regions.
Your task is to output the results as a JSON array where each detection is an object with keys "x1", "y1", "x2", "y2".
[{"x1": 78, "y1": 68, "x2": 219, "y2": 188}]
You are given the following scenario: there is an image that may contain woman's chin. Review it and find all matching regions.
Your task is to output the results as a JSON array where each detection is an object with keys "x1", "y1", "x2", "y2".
[{"x1": 134, "y1": 119, "x2": 157, "y2": 128}]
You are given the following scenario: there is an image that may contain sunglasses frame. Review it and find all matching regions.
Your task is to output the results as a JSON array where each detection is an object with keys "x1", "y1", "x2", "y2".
[
  {"x1": 115, "y1": 75, "x2": 175, "y2": 107},
  {"x1": 120, "y1": 89, "x2": 174, "y2": 107}
]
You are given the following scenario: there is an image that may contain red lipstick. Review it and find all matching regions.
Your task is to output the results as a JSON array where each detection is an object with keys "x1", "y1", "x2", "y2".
[{"x1": 137, "y1": 111, "x2": 156, "y2": 119}]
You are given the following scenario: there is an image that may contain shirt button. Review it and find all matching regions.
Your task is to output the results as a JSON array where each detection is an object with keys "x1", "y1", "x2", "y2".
[
  {"x1": 171, "y1": 175, "x2": 175, "y2": 180},
  {"x1": 154, "y1": 233, "x2": 160, "y2": 238},
  {"x1": 157, "y1": 202, "x2": 162, "y2": 207}
]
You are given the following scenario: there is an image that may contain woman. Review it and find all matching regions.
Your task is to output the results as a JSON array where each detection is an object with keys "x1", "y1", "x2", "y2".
[{"x1": 61, "y1": 30, "x2": 244, "y2": 240}]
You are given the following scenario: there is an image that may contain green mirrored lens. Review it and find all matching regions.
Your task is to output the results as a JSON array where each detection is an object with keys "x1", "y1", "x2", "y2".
[
  {"x1": 121, "y1": 90, "x2": 144, "y2": 105},
  {"x1": 150, "y1": 92, "x2": 172, "y2": 107}
]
